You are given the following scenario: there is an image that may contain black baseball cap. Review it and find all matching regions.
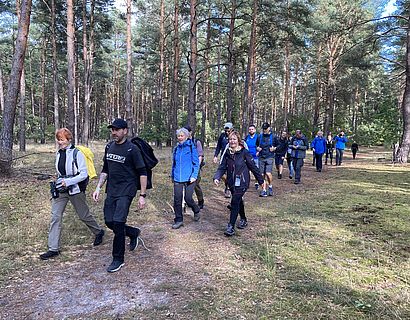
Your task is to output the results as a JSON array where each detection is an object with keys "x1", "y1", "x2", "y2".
[
  {"x1": 108, "y1": 118, "x2": 128, "y2": 129},
  {"x1": 262, "y1": 122, "x2": 270, "y2": 130}
]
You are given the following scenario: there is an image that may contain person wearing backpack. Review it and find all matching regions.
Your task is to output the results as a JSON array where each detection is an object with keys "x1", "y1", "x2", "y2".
[
  {"x1": 214, "y1": 131, "x2": 264, "y2": 236},
  {"x1": 40, "y1": 128, "x2": 105, "y2": 260},
  {"x1": 288, "y1": 129, "x2": 309, "y2": 184},
  {"x1": 184, "y1": 125, "x2": 205, "y2": 209},
  {"x1": 256, "y1": 122, "x2": 275, "y2": 197},
  {"x1": 245, "y1": 124, "x2": 260, "y2": 190},
  {"x1": 171, "y1": 127, "x2": 201, "y2": 229},
  {"x1": 273, "y1": 130, "x2": 289, "y2": 179},
  {"x1": 92, "y1": 119, "x2": 147, "y2": 273}
]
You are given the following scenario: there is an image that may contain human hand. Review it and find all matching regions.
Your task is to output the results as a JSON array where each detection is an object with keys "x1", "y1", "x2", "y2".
[
  {"x1": 93, "y1": 189, "x2": 100, "y2": 202},
  {"x1": 138, "y1": 196, "x2": 146, "y2": 209},
  {"x1": 213, "y1": 156, "x2": 218, "y2": 164},
  {"x1": 190, "y1": 177, "x2": 197, "y2": 183},
  {"x1": 214, "y1": 179, "x2": 220, "y2": 186}
]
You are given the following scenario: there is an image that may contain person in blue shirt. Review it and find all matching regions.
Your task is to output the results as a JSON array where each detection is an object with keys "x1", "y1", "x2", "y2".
[
  {"x1": 245, "y1": 124, "x2": 259, "y2": 189},
  {"x1": 310, "y1": 130, "x2": 327, "y2": 172},
  {"x1": 333, "y1": 131, "x2": 348, "y2": 166},
  {"x1": 256, "y1": 122, "x2": 275, "y2": 197},
  {"x1": 171, "y1": 127, "x2": 201, "y2": 229}
]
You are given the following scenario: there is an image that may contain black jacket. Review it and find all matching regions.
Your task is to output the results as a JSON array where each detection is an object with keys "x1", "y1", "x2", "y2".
[{"x1": 214, "y1": 147, "x2": 264, "y2": 190}]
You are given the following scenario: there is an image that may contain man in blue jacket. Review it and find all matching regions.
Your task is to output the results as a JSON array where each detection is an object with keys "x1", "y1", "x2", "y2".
[
  {"x1": 311, "y1": 130, "x2": 327, "y2": 172},
  {"x1": 334, "y1": 131, "x2": 348, "y2": 166},
  {"x1": 245, "y1": 124, "x2": 259, "y2": 189}
]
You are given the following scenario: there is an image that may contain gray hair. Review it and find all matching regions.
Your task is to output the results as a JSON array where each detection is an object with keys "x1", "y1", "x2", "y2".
[{"x1": 176, "y1": 127, "x2": 190, "y2": 137}]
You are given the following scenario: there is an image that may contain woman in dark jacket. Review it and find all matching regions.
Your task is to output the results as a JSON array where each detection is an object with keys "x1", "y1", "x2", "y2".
[{"x1": 214, "y1": 131, "x2": 264, "y2": 236}]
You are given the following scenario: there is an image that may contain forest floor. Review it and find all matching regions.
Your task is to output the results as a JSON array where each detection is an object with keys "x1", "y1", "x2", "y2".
[{"x1": 0, "y1": 144, "x2": 409, "y2": 319}]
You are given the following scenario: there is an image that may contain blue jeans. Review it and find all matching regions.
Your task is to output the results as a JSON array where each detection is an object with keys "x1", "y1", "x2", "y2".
[{"x1": 336, "y1": 149, "x2": 344, "y2": 165}]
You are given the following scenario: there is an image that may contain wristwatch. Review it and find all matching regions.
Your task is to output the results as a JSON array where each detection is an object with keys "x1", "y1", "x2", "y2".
[{"x1": 140, "y1": 193, "x2": 147, "y2": 198}]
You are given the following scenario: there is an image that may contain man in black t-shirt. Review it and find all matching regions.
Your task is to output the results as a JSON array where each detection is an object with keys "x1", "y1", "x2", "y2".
[{"x1": 93, "y1": 118, "x2": 148, "y2": 273}]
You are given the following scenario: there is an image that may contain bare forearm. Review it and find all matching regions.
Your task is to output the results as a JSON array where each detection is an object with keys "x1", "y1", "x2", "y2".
[
  {"x1": 139, "y1": 175, "x2": 147, "y2": 194},
  {"x1": 96, "y1": 172, "x2": 108, "y2": 190}
]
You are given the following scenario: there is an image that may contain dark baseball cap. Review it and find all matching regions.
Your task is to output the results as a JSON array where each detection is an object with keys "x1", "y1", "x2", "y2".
[
  {"x1": 108, "y1": 118, "x2": 128, "y2": 129},
  {"x1": 262, "y1": 122, "x2": 270, "y2": 130}
]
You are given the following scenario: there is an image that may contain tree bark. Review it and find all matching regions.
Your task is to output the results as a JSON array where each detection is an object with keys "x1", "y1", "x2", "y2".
[
  {"x1": 0, "y1": 60, "x2": 4, "y2": 114},
  {"x1": 242, "y1": 0, "x2": 258, "y2": 133},
  {"x1": 171, "y1": 0, "x2": 180, "y2": 144},
  {"x1": 40, "y1": 36, "x2": 46, "y2": 144},
  {"x1": 66, "y1": 0, "x2": 76, "y2": 137},
  {"x1": 187, "y1": 0, "x2": 197, "y2": 130},
  {"x1": 82, "y1": 0, "x2": 91, "y2": 145},
  {"x1": 226, "y1": 0, "x2": 236, "y2": 122},
  {"x1": 51, "y1": 0, "x2": 59, "y2": 131},
  {"x1": 19, "y1": 68, "x2": 26, "y2": 151},
  {"x1": 125, "y1": 0, "x2": 133, "y2": 135},
  {"x1": 396, "y1": 14, "x2": 410, "y2": 163},
  {"x1": 0, "y1": 0, "x2": 32, "y2": 175}
]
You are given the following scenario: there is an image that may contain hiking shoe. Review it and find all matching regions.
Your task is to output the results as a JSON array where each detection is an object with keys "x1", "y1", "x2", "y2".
[
  {"x1": 93, "y1": 229, "x2": 105, "y2": 246},
  {"x1": 129, "y1": 227, "x2": 141, "y2": 251},
  {"x1": 172, "y1": 221, "x2": 184, "y2": 229},
  {"x1": 278, "y1": 173, "x2": 282, "y2": 179},
  {"x1": 224, "y1": 224, "x2": 235, "y2": 236},
  {"x1": 268, "y1": 186, "x2": 273, "y2": 196},
  {"x1": 194, "y1": 211, "x2": 200, "y2": 222},
  {"x1": 260, "y1": 190, "x2": 268, "y2": 197},
  {"x1": 294, "y1": 180, "x2": 301, "y2": 185},
  {"x1": 255, "y1": 183, "x2": 259, "y2": 190},
  {"x1": 107, "y1": 260, "x2": 124, "y2": 273},
  {"x1": 198, "y1": 200, "x2": 204, "y2": 209},
  {"x1": 224, "y1": 189, "x2": 231, "y2": 198},
  {"x1": 39, "y1": 250, "x2": 60, "y2": 260},
  {"x1": 237, "y1": 219, "x2": 248, "y2": 229}
]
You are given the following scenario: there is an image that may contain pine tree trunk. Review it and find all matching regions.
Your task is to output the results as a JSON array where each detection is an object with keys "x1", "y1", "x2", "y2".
[
  {"x1": 51, "y1": 0, "x2": 59, "y2": 131},
  {"x1": 125, "y1": 0, "x2": 133, "y2": 135},
  {"x1": 19, "y1": 68, "x2": 26, "y2": 151},
  {"x1": 313, "y1": 44, "x2": 322, "y2": 130},
  {"x1": 40, "y1": 37, "x2": 46, "y2": 144},
  {"x1": 0, "y1": 0, "x2": 32, "y2": 175},
  {"x1": 187, "y1": 0, "x2": 197, "y2": 130},
  {"x1": 82, "y1": 0, "x2": 91, "y2": 145},
  {"x1": 396, "y1": 14, "x2": 410, "y2": 163},
  {"x1": 157, "y1": 0, "x2": 165, "y2": 148},
  {"x1": 0, "y1": 60, "x2": 4, "y2": 114},
  {"x1": 66, "y1": 0, "x2": 76, "y2": 137},
  {"x1": 171, "y1": 0, "x2": 180, "y2": 145},
  {"x1": 242, "y1": 0, "x2": 258, "y2": 134},
  {"x1": 226, "y1": 0, "x2": 236, "y2": 122}
]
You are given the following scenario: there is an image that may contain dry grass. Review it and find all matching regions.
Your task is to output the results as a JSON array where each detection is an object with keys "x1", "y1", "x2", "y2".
[{"x1": 0, "y1": 143, "x2": 409, "y2": 319}]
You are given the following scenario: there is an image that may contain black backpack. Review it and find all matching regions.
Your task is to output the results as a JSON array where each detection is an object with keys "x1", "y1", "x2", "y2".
[{"x1": 131, "y1": 137, "x2": 159, "y2": 189}]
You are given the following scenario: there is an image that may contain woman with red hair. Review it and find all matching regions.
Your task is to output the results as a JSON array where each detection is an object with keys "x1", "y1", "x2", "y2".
[{"x1": 40, "y1": 128, "x2": 104, "y2": 260}]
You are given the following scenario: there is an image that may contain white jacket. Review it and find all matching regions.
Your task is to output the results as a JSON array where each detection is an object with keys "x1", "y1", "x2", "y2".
[{"x1": 55, "y1": 146, "x2": 88, "y2": 195}]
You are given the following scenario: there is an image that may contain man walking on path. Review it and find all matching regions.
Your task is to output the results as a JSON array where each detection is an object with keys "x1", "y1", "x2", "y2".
[
  {"x1": 93, "y1": 119, "x2": 147, "y2": 273},
  {"x1": 334, "y1": 131, "x2": 348, "y2": 166},
  {"x1": 325, "y1": 132, "x2": 334, "y2": 165},
  {"x1": 213, "y1": 122, "x2": 234, "y2": 198},
  {"x1": 273, "y1": 130, "x2": 289, "y2": 179},
  {"x1": 245, "y1": 124, "x2": 260, "y2": 189},
  {"x1": 310, "y1": 130, "x2": 327, "y2": 172},
  {"x1": 185, "y1": 125, "x2": 205, "y2": 209},
  {"x1": 256, "y1": 122, "x2": 275, "y2": 196},
  {"x1": 288, "y1": 129, "x2": 309, "y2": 184},
  {"x1": 351, "y1": 142, "x2": 359, "y2": 159}
]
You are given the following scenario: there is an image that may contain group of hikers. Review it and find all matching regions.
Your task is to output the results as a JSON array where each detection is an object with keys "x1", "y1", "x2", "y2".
[{"x1": 39, "y1": 119, "x2": 358, "y2": 273}]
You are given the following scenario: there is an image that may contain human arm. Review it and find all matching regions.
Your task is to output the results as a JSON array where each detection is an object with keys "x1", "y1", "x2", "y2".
[
  {"x1": 190, "y1": 144, "x2": 200, "y2": 182},
  {"x1": 213, "y1": 154, "x2": 227, "y2": 185},
  {"x1": 245, "y1": 151, "x2": 264, "y2": 185}
]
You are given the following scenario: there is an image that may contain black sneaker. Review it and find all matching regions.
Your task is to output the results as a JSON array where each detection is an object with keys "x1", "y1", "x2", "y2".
[
  {"x1": 129, "y1": 227, "x2": 141, "y2": 251},
  {"x1": 39, "y1": 250, "x2": 60, "y2": 260},
  {"x1": 237, "y1": 219, "x2": 248, "y2": 229},
  {"x1": 93, "y1": 229, "x2": 105, "y2": 246},
  {"x1": 278, "y1": 173, "x2": 282, "y2": 179},
  {"x1": 294, "y1": 180, "x2": 301, "y2": 184},
  {"x1": 198, "y1": 200, "x2": 204, "y2": 209},
  {"x1": 224, "y1": 224, "x2": 235, "y2": 236},
  {"x1": 194, "y1": 211, "x2": 200, "y2": 222},
  {"x1": 107, "y1": 260, "x2": 124, "y2": 273}
]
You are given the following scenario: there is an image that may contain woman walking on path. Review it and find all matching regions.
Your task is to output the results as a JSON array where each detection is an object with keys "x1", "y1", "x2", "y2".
[
  {"x1": 311, "y1": 131, "x2": 327, "y2": 172},
  {"x1": 171, "y1": 128, "x2": 201, "y2": 229},
  {"x1": 214, "y1": 131, "x2": 264, "y2": 237},
  {"x1": 40, "y1": 128, "x2": 104, "y2": 260}
]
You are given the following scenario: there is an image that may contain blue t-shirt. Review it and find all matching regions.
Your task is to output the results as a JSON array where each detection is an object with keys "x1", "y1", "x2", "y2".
[{"x1": 245, "y1": 133, "x2": 259, "y2": 159}]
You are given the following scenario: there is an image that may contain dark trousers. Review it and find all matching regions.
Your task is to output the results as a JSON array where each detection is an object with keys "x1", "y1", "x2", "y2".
[
  {"x1": 312, "y1": 151, "x2": 316, "y2": 165},
  {"x1": 336, "y1": 149, "x2": 344, "y2": 165},
  {"x1": 194, "y1": 169, "x2": 204, "y2": 204},
  {"x1": 352, "y1": 149, "x2": 358, "y2": 159},
  {"x1": 104, "y1": 196, "x2": 139, "y2": 263},
  {"x1": 174, "y1": 181, "x2": 200, "y2": 222},
  {"x1": 292, "y1": 158, "x2": 304, "y2": 182},
  {"x1": 325, "y1": 149, "x2": 333, "y2": 164},
  {"x1": 315, "y1": 153, "x2": 324, "y2": 171},
  {"x1": 229, "y1": 188, "x2": 246, "y2": 226}
]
